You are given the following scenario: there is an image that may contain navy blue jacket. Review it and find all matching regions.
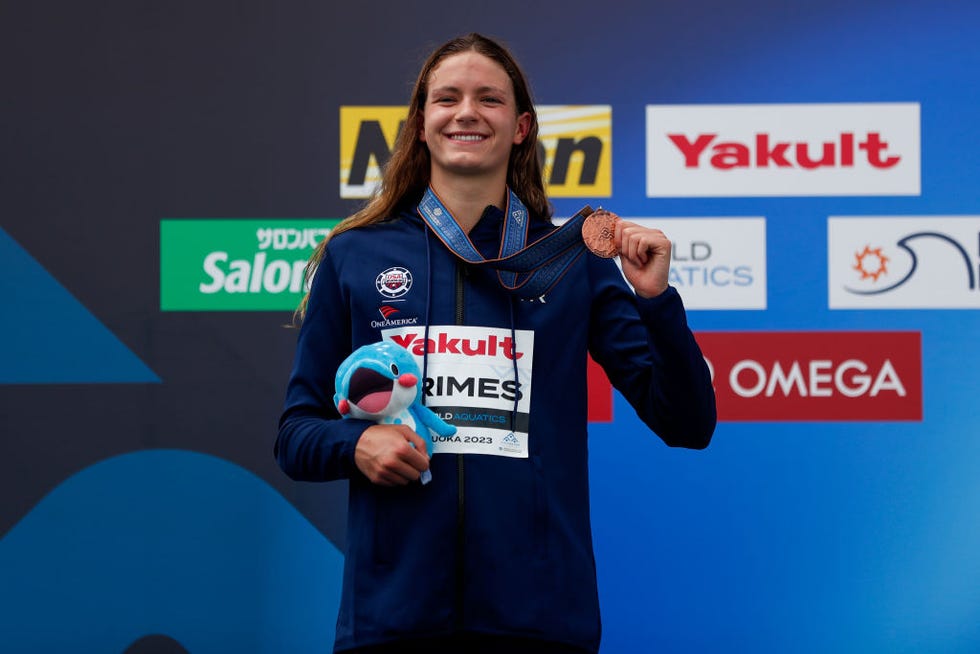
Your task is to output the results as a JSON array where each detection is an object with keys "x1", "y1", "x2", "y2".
[{"x1": 276, "y1": 203, "x2": 716, "y2": 652}]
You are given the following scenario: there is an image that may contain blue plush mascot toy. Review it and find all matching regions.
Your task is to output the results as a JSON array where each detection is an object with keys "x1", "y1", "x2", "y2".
[{"x1": 334, "y1": 341, "x2": 456, "y2": 484}]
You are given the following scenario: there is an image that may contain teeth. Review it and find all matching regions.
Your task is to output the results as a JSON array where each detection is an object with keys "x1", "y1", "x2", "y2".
[{"x1": 451, "y1": 134, "x2": 485, "y2": 142}]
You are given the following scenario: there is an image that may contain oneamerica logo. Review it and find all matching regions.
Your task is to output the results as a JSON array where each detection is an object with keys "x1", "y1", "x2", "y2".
[
  {"x1": 373, "y1": 301, "x2": 420, "y2": 329},
  {"x1": 370, "y1": 316, "x2": 419, "y2": 329},
  {"x1": 646, "y1": 103, "x2": 920, "y2": 197}
]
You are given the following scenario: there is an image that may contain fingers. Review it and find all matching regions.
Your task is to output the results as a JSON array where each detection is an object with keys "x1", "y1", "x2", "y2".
[
  {"x1": 355, "y1": 424, "x2": 431, "y2": 486},
  {"x1": 616, "y1": 221, "x2": 670, "y2": 266},
  {"x1": 404, "y1": 429, "x2": 431, "y2": 458},
  {"x1": 373, "y1": 440, "x2": 428, "y2": 485},
  {"x1": 615, "y1": 220, "x2": 672, "y2": 298}
]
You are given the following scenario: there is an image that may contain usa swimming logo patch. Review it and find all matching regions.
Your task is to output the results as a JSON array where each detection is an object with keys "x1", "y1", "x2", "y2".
[{"x1": 376, "y1": 266, "x2": 412, "y2": 299}]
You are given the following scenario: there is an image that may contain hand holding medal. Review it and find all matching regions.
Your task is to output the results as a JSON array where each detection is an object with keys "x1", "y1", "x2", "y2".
[{"x1": 582, "y1": 208, "x2": 672, "y2": 299}]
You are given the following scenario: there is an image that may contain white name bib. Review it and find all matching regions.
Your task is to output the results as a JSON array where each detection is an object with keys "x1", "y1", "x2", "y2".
[{"x1": 381, "y1": 325, "x2": 533, "y2": 458}]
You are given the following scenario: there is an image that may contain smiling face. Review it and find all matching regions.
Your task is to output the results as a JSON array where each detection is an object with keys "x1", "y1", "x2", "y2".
[{"x1": 420, "y1": 51, "x2": 531, "y2": 189}]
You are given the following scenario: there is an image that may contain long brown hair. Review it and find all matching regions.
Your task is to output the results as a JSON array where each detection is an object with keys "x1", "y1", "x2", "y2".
[{"x1": 295, "y1": 33, "x2": 550, "y2": 321}]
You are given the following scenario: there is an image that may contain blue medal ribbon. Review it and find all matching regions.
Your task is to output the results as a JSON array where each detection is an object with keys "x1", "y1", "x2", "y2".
[{"x1": 417, "y1": 186, "x2": 594, "y2": 298}]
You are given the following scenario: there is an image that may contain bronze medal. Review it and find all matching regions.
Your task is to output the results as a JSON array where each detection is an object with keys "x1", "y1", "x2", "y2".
[{"x1": 581, "y1": 209, "x2": 619, "y2": 258}]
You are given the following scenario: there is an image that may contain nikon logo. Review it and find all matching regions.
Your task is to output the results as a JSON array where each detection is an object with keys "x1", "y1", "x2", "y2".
[
  {"x1": 160, "y1": 219, "x2": 339, "y2": 311},
  {"x1": 340, "y1": 105, "x2": 612, "y2": 198}
]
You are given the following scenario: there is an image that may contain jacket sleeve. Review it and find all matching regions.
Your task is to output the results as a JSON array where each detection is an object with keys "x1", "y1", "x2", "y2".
[
  {"x1": 588, "y1": 261, "x2": 716, "y2": 449},
  {"x1": 274, "y1": 246, "x2": 373, "y2": 480}
]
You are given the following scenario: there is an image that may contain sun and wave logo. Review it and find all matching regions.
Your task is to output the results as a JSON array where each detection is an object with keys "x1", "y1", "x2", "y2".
[
  {"x1": 844, "y1": 233, "x2": 975, "y2": 295},
  {"x1": 829, "y1": 217, "x2": 980, "y2": 309}
]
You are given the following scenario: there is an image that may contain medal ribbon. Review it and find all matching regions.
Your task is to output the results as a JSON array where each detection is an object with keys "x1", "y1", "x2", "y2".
[{"x1": 417, "y1": 186, "x2": 594, "y2": 298}]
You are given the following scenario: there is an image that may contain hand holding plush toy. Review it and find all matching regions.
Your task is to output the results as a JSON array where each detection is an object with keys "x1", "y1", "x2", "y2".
[{"x1": 334, "y1": 341, "x2": 456, "y2": 484}]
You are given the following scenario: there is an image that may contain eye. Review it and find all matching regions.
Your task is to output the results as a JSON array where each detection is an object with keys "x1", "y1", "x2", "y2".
[{"x1": 390, "y1": 364, "x2": 399, "y2": 375}]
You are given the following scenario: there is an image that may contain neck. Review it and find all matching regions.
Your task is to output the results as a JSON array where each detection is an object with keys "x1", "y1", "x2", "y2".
[{"x1": 429, "y1": 173, "x2": 508, "y2": 233}]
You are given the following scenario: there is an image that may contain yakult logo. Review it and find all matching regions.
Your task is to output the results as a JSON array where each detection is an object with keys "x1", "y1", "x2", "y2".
[
  {"x1": 647, "y1": 103, "x2": 920, "y2": 197},
  {"x1": 668, "y1": 133, "x2": 900, "y2": 170},
  {"x1": 696, "y1": 331, "x2": 922, "y2": 421},
  {"x1": 388, "y1": 331, "x2": 525, "y2": 360}
]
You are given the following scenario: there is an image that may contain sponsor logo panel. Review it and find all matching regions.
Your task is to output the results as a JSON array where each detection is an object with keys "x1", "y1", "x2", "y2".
[
  {"x1": 626, "y1": 218, "x2": 767, "y2": 309},
  {"x1": 339, "y1": 106, "x2": 407, "y2": 199},
  {"x1": 340, "y1": 105, "x2": 612, "y2": 199},
  {"x1": 537, "y1": 105, "x2": 612, "y2": 197},
  {"x1": 646, "y1": 103, "x2": 920, "y2": 197},
  {"x1": 160, "y1": 219, "x2": 338, "y2": 311},
  {"x1": 828, "y1": 216, "x2": 980, "y2": 309},
  {"x1": 698, "y1": 331, "x2": 922, "y2": 421}
]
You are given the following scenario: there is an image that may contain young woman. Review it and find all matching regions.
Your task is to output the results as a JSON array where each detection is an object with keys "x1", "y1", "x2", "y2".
[{"x1": 276, "y1": 33, "x2": 716, "y2": 654}]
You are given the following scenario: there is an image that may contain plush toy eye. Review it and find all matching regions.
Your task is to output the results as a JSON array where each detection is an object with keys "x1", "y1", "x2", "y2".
[{"x1": 390, "y1": 364, "x2": 399, "y2": 375}]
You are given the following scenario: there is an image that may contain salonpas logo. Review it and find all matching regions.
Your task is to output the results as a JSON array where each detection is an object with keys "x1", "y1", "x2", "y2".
[{"x1": 160, "y1": 219, "x2": 339, "y2": 311}]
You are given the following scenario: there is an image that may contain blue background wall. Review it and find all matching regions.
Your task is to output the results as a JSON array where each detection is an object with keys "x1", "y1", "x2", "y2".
[{"x1": 2, "y1": 1, "x2": 979, "y2": 652}]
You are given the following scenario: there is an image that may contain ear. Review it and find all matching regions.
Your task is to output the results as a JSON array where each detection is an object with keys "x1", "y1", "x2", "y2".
[{"x1": 513, "y1": 111, "x2": 532, "y2": 145}]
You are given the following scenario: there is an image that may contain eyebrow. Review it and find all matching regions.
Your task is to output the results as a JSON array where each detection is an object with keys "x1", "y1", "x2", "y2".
[{"x1": 429, "y1": 85, "x2": 508, "y2": 96}]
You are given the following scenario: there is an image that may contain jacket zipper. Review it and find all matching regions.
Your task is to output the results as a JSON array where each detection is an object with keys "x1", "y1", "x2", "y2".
[{"x1": 454, "y1": 263, "x2": 467, "y2": 630}]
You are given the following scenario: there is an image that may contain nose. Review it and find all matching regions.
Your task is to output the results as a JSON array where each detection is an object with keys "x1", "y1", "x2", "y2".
[{"x1": 455, "y1": 96, "x2": 478, "y2": 121}]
